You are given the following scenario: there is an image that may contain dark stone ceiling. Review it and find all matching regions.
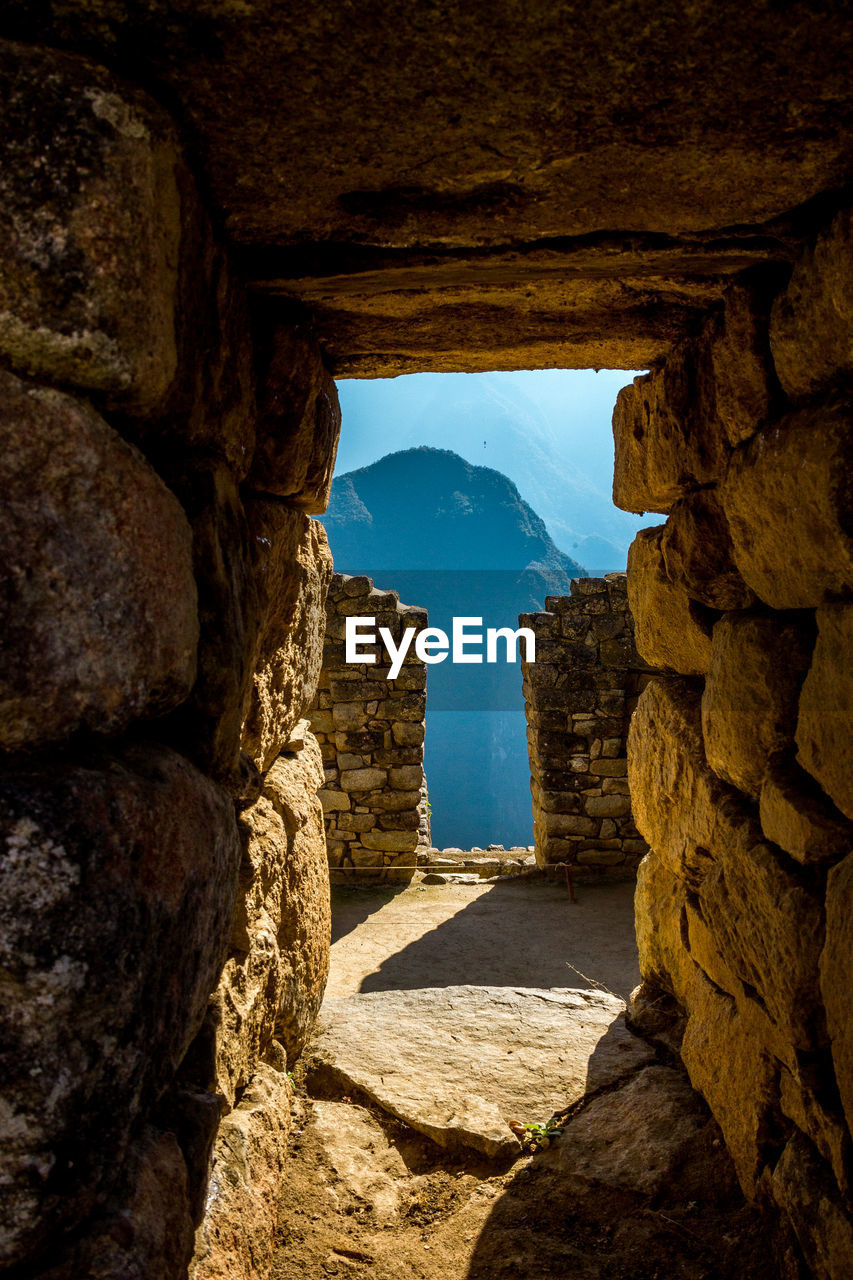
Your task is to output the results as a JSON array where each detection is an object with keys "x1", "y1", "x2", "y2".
[{"x1": 4, "y1": 1, "x2": 853, "y2": 373}]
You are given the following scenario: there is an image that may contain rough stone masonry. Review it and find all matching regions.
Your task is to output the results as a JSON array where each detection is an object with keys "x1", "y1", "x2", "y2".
[
  {"x1": 0, "y1": 42, "x2": 340, "y2": 1280},
  {"x1": 521, "y1": 574, "x2": 650, "y2": 875},
  {"x1": 309, "y1": 573, "x2": 429, "y2": 884},
  {"x1": 0, "y1": 6, "x2": 853, "y2": 1280}
]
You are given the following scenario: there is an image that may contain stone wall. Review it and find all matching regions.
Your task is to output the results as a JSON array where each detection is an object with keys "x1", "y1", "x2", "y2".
[
  {"x1": 309, "y1": 574, "x2": 429, "y2": 883},
  {"x1": 618, "y1": 223, "x2": 853, "y2": 1276},
  {"x1": 0, "y1": 45, "x2": 338, "y2": 1280},
  {"x1": 520, "y1": 576, "x2": 649, "y2": 876}
]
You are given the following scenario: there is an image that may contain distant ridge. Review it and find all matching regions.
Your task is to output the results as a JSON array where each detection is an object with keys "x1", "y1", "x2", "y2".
[{"x1": 324, "y1": 446, "x2": 586, "y2": 590}]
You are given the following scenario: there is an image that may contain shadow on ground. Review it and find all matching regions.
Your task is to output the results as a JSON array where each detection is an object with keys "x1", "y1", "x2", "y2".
[{"x1": 329, "y1": 878, "x2": 640, "y2": 1000}]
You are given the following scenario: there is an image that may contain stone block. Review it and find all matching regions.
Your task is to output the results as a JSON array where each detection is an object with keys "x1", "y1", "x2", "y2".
[
  {"x1": 334, "y1": 728, "x2": 384, "y2": 752},
  {"x1": 770, "y1": 205, "x2": 853, "y2": 400},
  {"x1": 701, "y1": 612, "x2": 814, "y2": 798},
  {"x1": 770, "y1": 1132, "x2": 853, "y2": 1280},
  {"x1": 797, "y1": 604, "x2": 853, "y2": 821},
  {"x1": 361, "y1": 830, "x2": 418, "y2": 853},
  {"x1": 190, "y1": 1060, "x2": 291, "y2": 1280},
  {"x1": 310, "y1": 708, "x2": 334, "y2": 735},
  {"x1": 612, "y1": 355, "x2": 729, "y2": 515},
  {"x1": 0, "y1": 371, "x2": 198, "y2": 752},
  {"x1": 680, "y1": 970, "x2": 779, "y2": 1198},
  {"x1": 378, "y1": 811, "x2": 421, "y2": 831},
  {"x1": 576, "y1": 848, "x2": 625, "y2": 865},
  {"x1": 544, "y1": 812, "x2": 598, "y2": 837},
  {"x1": 599, "y1": 636, "x2": 634, "y2": 668},
  {"x1": 392, "y1": 721, "x2": 426, "y2": 746},
  {"x1": 628, "y1": 678, "x2": 743, "y2": 884},
  {"x1": 759, "y1": 754, "x2": 852, "y2": 865},
  {"x1": 722, "y1": 402, "x2": 853, "y2": 609},
  {"x1": 634, "y1": 850, "x2": 691, "y2": 997},
  {"x1": 241, "y1": 505, "x2": 332, "y2": 772},
  {"x1": 337, "y1": 752, "x2": 365, "y2": 771},
  {"x1": 569, "y1": 578, "x2": 608, "y2": 596},
  {"x1": 0, "y1": 743, "x2": 240, "y2": 1269},
  {"x1": 336, "y1": 813, "x2": 375, "y2": 832},
  {"x1": 340, "y1": 767, "x2": 387, "y2": 792},
  {"x1": 166, "y1": 210, "x2": 257, "y2": 478},
  {"x1": 373, "y1": 790, "x2": 422, "y2": 812},
  {"x1": 315, "y1": 783, "x2": 348, "y2": 814},
  {"x1": 602, "y1": 778, "x2": 631, "y2": 794},
  {"x1": 248, "y1": 323, "x2": 341, "y2": 512},
  {"x1": 627, "y1": 527, "x2": 713, "y2": 675},
  {"x1": 165, "y1": 464, "x2": 259, "y2": 788},
  {"x1": 36, "y1": 1128, "x2": 194, "y2": 1280},
  {"x1": 821, "y1": 851, "x2": 853, "y2": 1140},
  {"x1": 0, "y1": 43, "x2": 181, "y2": 412},
  {"x1": 378, "y1": 692, "x2": 425, "y2": 721},
  {"x1": 588, "y1": 758, "x2": 628, "y2": 777},
  {"x1": 339, "y1": 574, "x2": 373, "y2": 597},
  {"x1": 329, "y1": 678, "x2": 385, "y2": 701},
  {"x1": 211, "y1": 734, "x2": 329, "y2": 1102},
  {"x1": 660, "y1": 490, "x2": 755, "y2": 611},
  {"x1": 694, "y1": 816, "x2": 827, "y2": 1052},
  {"x1": 704, "y1": 281, "x2": 777, "y2": 447},
  {"x1": 585, "y1": 794, "x2": 631, "y2": 818},
  {"x1": 388, "y1": 764, "x2": 423, "y2": 790},
  {"x1": 778, "y1": 1063, "x2": 851, "y2": 1198}
]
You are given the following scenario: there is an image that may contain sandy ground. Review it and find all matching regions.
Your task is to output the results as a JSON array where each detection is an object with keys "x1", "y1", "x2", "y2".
[{"x1": 325, "y1": 875, "x2": 641, "y2": 1001}]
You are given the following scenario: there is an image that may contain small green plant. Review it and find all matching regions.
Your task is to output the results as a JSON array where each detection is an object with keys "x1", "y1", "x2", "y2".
[{"x1": 509, "y1": 1117, "x2": 565, "y2": 1150}]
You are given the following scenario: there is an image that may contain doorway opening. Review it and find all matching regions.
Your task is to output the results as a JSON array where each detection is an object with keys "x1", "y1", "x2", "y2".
[{"x1": 320, "y1": 369, "x2": 657, "y2": 853}]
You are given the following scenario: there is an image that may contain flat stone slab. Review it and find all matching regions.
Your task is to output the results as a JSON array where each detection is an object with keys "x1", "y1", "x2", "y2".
[{"x1": 308, "y1": 986, "x2": 655, "y2": 1159}]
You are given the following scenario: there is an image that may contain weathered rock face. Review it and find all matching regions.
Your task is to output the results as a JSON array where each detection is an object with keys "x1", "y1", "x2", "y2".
[
  {"x1": 249, "y1": 323, "x2": 342, "y2": 512},
  {"x1": 6, "y1": 4, "x2": 853, "y2": 375},
  {"x1": 553, "y1": 1064, "x2": 708, "y2": 1196},
  {"x1": 520, "y1": 575, "x2": 649, "y2": 872},
  {"x1": 309, "y1": 574, "x2": 429, "y2": 882},
  {"x1": 626, "y1": 527, "x2": 714, "y2": 675},
  {"x1": 770, "y1": 206, "x2": 853, "y2": 400},
  {"x1": 190, "y1": 1059, "x2": 292, "y2": 1280},
  {"x1": 623, "y1": 202, "x2": 853, "y2": 1275},
  {"x1": 0, "y1": 370, "x2": 198, "y2": 751},
  {"x1": 721, "y1": 402, "x2": 853, "y2": 610},
  {"x1": 36, "y1": 1129, "x2": 195, "y2": 1280},
  {"x1": 0, "y1": 41, "x2": 182, "y2": 411},
  {"x1": 0, "y1": 743, "x2": 241, "y2": 1270},
  {"x1": 165, "y1": 464, "x2": 260, "y2": 789},
  {"x1": 242, "y1": 505, "x2": 333, "y2": 773},
  {"x1": 759, "y1": 754, "x2": 853, "y2": 867},
  {"x1": 821, "y1": 853, "x2": 853, "y2": 1140},
  {"x1": 210, "y1": 727, "x2": 330, "y2": 1104},
  {"x1": 796, "y1": 604, "x2": 853, "y2": 821},
  {"x1": 0, "y1": 38, "x2": 341, "y2": 1280},
  {"x1": 659, "y1": 491, "x2": 754, "y2": 612},
  {"x1": 701, "y1": 613, "x2": 814, "y2": 798}
]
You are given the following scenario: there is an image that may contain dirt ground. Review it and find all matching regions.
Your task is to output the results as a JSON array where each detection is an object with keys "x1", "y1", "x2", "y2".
[{"x1": 272, "y1": 876, "x2": 786, "y2": 1280}]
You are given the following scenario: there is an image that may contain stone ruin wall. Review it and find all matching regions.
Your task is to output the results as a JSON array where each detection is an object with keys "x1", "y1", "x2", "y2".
[
  {"x1": 618, "y1": 222, "x2": 853, "y2": 1278},
  {"x1": 1, "y1": 21, "x2": 853, "y2": 1280},
  {"x1": 0, "y1": 45, "x2": 341, "y2": 1280},
  {"x1": 520, "y1": 575, "x2": 650, "y2": 876},
  {"x1": 308, "y1": 574, "x2": 429, "y2": 883}
]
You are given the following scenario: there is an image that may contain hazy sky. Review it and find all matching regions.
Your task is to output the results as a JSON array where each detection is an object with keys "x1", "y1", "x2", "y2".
[
  {"x1": 334, "y1": 369, "x2": 657, "y2": 568},
  {"x1": 335, "y1": 369, "x2": 636, "y2": 483}
]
